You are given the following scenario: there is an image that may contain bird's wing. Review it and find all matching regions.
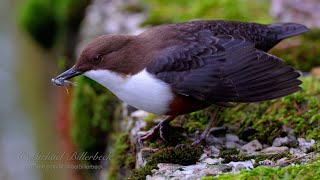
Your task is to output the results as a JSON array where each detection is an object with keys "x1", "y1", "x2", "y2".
[{"x1": 146, "y1": 32, "x2": 301, "y2": 105}]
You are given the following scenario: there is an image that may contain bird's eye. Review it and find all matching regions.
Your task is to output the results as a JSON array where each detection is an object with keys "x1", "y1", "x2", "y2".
[{"x1": 91, "y1": 54, "x2": 102, "y2": 64}]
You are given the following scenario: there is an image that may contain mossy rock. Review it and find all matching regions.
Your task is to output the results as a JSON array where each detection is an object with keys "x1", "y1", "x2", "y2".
[
  {"x1": 107, "y1": 133, "x2": 136, "y2": 180},
  {"x1": 130, "y1": 145, "x2": 203, "y2": 180},
  {"x1": 71, "y1": 76, "x2": 120, "y2": 165},
  {"x1": 202, "y1": 156, "x2": 320, "y2": 180},
  {"x1": 219, "y1": 148, "x2": 291, "y2": 164}
]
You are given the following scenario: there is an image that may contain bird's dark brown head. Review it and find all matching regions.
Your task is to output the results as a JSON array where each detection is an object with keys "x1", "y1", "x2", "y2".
[
  {"x1": 52, "y1": 34, "x2": 132, "y2": 82},
  {"x1": 75, "y1": 34, "x2": 131, "y2": 72}
]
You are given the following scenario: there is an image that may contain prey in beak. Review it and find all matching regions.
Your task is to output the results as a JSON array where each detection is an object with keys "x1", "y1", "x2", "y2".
[{"x1": 52, "y1": 66, "x2": 83, "y2": 87}]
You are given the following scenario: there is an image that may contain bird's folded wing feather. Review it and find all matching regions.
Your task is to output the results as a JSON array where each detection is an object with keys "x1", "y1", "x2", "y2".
[{"x1": 146, "y1": 32, "x2": 301, "y2": 105}]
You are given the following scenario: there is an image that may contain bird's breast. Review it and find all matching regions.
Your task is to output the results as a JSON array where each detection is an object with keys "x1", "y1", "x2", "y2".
[{"x1": 84, "y1": 69, "x2": 174, "y2": 114}]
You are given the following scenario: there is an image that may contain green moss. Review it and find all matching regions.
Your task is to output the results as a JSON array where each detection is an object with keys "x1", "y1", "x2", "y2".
[
  {"x1": 107, "y1": 133, "x2": 136, "y2": 180},
  {"x1": 218, "y1": 148, "x2": 291, "y2": 164},
  {"x1": 202, "y1": 157, "x2": 320, "y2": 180},
  {"x1": 141, "y1": 0, "x2": 272, "y2": 26},
  {"x1": 130, "y1": 145, "x2": 202, "y2": 179},
  {"x1": 143, "y1": 125, "x2": 188, "y2": 148},
  {"x1": 183, "y1": 121, "x2": 205, "y2": 133},
  {"x1": 180, "y1": 110, "x2": 211, "y2": 134},
  {"x1": 130, "y1": 165, "x2": 154, "y2": 180},
  {"x1": 71, "y1": 76, "x2": 119, "y2": 161},
  {"x1": 220, "y1": 148, "x2": 240, "y2": 157}
]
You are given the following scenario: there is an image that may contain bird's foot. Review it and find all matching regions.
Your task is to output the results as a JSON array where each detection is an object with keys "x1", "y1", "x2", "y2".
[{"x1": 138, "y1": 116, "x2": 175, "y2": 146}]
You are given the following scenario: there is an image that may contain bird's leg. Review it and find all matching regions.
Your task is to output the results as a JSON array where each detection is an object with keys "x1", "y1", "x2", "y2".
[
  {"x1": 138, "y1": 116, "x2": 176, "y2": 145},
  {"x1": 192, "y1": 106, "x2": 221, "y2": 146}
]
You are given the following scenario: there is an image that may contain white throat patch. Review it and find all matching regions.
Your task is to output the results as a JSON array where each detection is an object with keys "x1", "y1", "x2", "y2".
[{"x1": 84, "y1": 69, "x2": 174, "y2": 114}]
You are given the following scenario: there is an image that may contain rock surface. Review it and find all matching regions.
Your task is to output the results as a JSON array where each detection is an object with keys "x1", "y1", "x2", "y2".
[
  {"x1": 240, "y1": 140, "x2": 263, "y2": 154},
  {"x1": 260, "y1": 146, "x2": 289, "y2": 155}
]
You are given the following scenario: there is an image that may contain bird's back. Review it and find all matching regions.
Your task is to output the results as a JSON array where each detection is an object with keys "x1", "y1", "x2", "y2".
[{"x1": 151, "y1": 20, "x2": 309, "y2": 52}]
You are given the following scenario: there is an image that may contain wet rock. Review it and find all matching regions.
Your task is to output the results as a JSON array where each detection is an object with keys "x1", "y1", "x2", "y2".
[
  {"x1": 238, "y1": 139, "x2": 248, "y2": 146},
  {"x1": 286, "y1": 135, "x2": 298, "y2": 147},
  {"x1": 234, "y1": 164, "x2": 247, "y2": 172},
  {"x1": 277, "y1": 157, "x2": 289, "y2": 166},
  {"x1": 290, "y1": 148, "x2": 306, "y2": 158},
  {"x1": 272, "y1": 136, "x2": 298, "y2": 148},
  {"x1": 147, "y1": 163, "x2": 227, "y2": 179},
  {"x1": 226, "y1": 141, "x2": 241, "y2": 149},
  {"x1": 199, "y1": 153, "x2": 208, "y2": 161},
  {"x1": 298, "y1": 138, "x2": 315, "y2": 152},
  {"x1": 240, "y1": 140, "x2": 262, "y2": 154},
  {"x1": 272, "y1": 137, "x2": 289, "y2": 147},
  {"x1": 206, "y1": 136, "x2": 225, "y2": 145},
  {"x1": 206, "y1": 145, "x2": 220, "y2": 157},
  {"x1": 260, "y1": 146, "x2": 289, "y2": 155},
  {"x1": 262, "y1": 144, "x2": 270, "y2": 149},
  {"x1": 216, "y1": 164, "x2": 232, "y2": 172},
  {"x1": 202, "y1": 158, "x2": 223, "y2": 165},
  {"x1": 226, "y1": 134, "x2": 240, "y2": 142},
  {"x1": 228, "y1": 160, "x2": 254, "y2": 171}
]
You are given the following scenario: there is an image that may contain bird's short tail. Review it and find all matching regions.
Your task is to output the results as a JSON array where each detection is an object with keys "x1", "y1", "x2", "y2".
[{"x1": 268, "y1": 23, "x2": 309, "y2": 40}]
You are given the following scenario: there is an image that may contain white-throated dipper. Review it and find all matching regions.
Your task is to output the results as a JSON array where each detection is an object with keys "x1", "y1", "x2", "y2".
[{"x1": 52, "y1": 20, "x2": 309, "y2": 145}]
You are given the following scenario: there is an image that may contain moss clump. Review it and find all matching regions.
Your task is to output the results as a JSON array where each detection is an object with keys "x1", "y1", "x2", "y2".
[
  {"x1": 183, "y1": 121, "x2": 205, "y2": 133},
  {"x1": 143, "y1": 128, "x2": 189, "y2": 148},
  {"x1": 218, "y1": 148, "x2": 291, "y2": 164},
  {"x1": 142, "y1": 0, "x2": 272, "y2": 26},
  {"x1": 179, "y1": 110, "x2": 212, "y2": 134},
  {"x1": 219, "y1": 149, "x2": 246, "y2": 163},
  {"x1": 130, "y1": 145, "x2": 202, "y2": 179},
  {"x1": 71, "y1": 76, "x2": 120, "y2": 164},
  {"x1": 107, "y1": 133, "x2": 136, "y2": 180},
  {"x1": 219, "y1": 148, "x2": 240, "y2": 157},
  {"x1": 202, "y1": 157, "x2": 320, "y2": 180},
  {"x1": 142, "y1": 117, "x2": 189, "y2": 147}
]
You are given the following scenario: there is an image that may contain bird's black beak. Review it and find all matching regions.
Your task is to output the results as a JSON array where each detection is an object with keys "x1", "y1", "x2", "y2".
[{"x1": 51, "y1": 66, "x2": 83, "y2": 86}]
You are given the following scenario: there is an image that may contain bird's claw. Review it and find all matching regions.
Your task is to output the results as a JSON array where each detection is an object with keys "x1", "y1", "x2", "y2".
[{"x1": 138, "y1": 120, "x2": 169, "y2": 146}]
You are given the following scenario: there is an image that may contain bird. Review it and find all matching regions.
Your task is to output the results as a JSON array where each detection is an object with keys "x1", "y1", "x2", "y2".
[{"x1": 52, "y1": 20, "x2": 309, "y2": 146}]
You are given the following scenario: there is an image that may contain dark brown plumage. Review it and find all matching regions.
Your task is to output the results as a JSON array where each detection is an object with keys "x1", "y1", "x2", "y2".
[{"x1": 53, "y1": 20, "x2": 309, "y2": 145}]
